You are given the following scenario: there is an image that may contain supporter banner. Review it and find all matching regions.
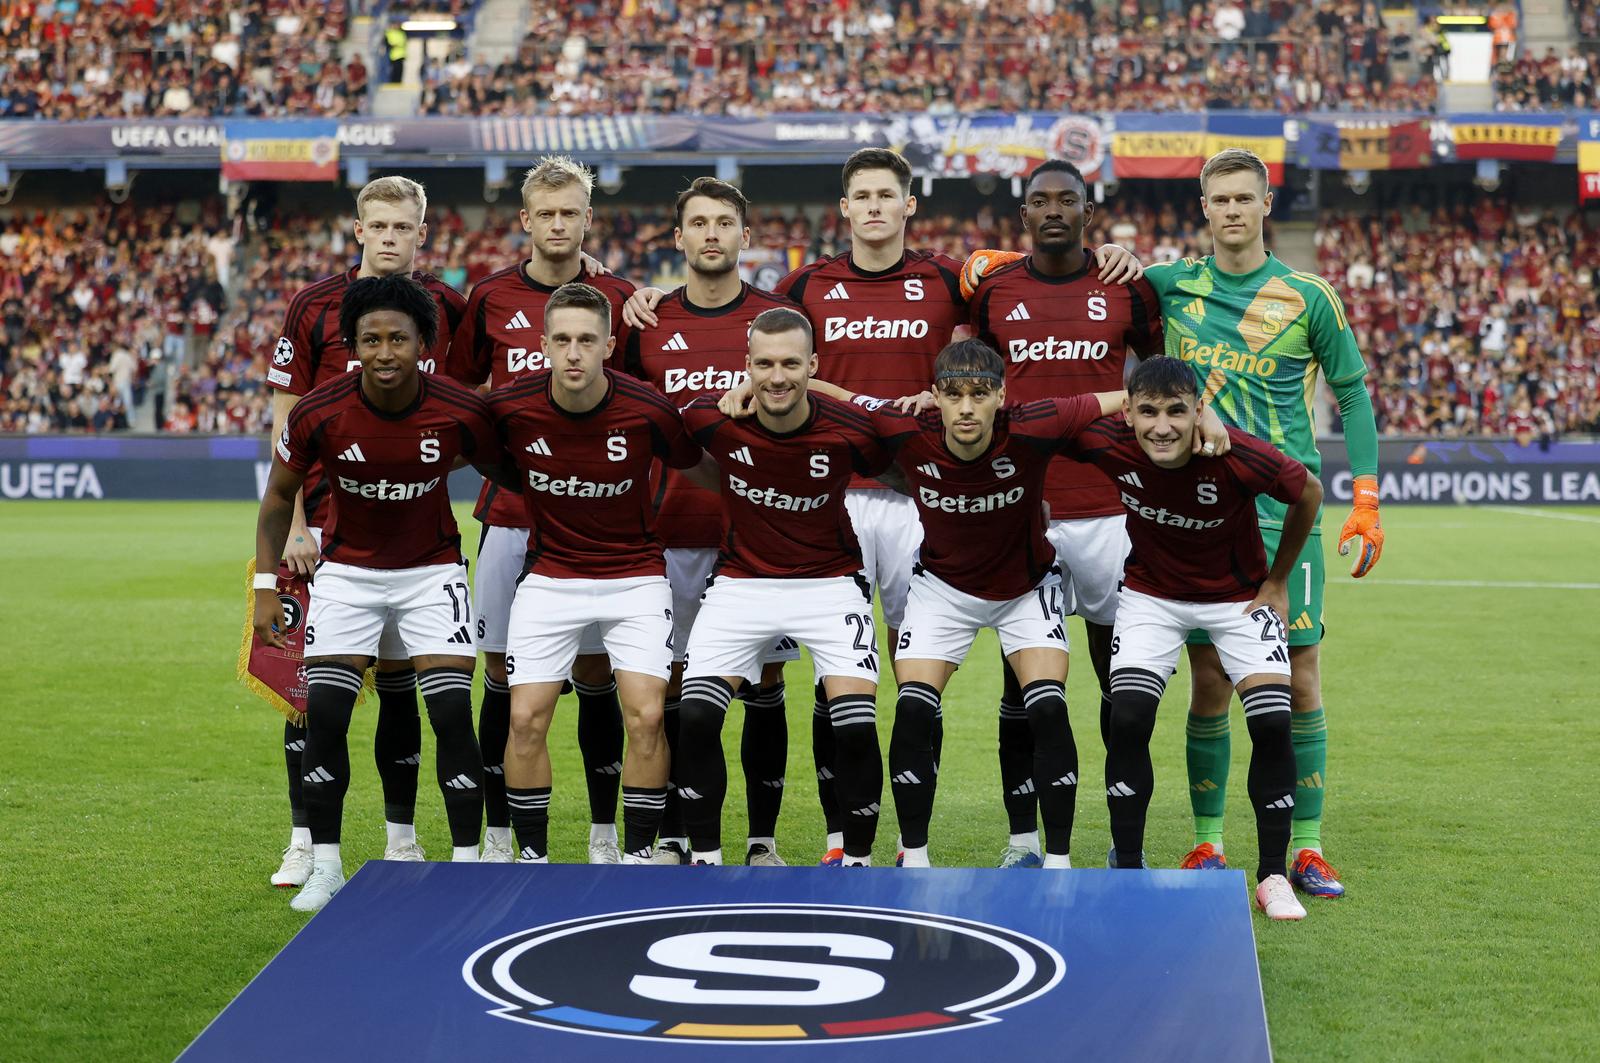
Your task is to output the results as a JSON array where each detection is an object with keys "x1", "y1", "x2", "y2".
[
  {"x1": 1450, "y1": 112, "x2": 1564, "y2": 162},
  {"x1": 1579, "y1": 114, "x2": 1600, "y2": 202},
  {"x1": 1301, "y1": 119, "x2": 1432, "y2": 171},
  {"x1": 884, "y1": 113, "x2": 1106, "y2": 181},
  {"x1": 221, "y1": 120, "x2": 339, "y2": 181},
  {"x1": 1202, "y1": 115, "x2": 1286, "y2": 184},
  {"x1": 1109, "y1": 114, "x2": 1207, "y2": 179}
]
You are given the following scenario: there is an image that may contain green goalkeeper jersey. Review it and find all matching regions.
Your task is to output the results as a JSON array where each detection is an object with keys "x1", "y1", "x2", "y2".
[{"x1": 1144, "y1": 252, "x2": 1368, "y2": 528}]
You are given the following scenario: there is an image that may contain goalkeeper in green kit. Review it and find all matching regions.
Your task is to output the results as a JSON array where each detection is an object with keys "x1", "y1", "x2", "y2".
[{"x1": 962, "y1": 147, "x2": 1383, "y2": 896}]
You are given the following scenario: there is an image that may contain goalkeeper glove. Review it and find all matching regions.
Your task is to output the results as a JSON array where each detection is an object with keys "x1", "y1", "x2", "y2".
[
  {"x1": 1338, "y1": 475, "x2": 1383, "y2": 578},
  {"x1": 959, "y1": 249, "x2": 1024, "y2": 301}
]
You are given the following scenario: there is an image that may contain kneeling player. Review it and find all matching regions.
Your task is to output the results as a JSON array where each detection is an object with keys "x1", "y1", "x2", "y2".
[
  {"x1": 254, "y1": 275, "x2": 518, "y2": 912},
  {"x1": 1065, "y1": 359, "x2": 1322, "y2": 920},
  {"x1": 677, "y1": 308, "x2": 892, "y2": 866}
]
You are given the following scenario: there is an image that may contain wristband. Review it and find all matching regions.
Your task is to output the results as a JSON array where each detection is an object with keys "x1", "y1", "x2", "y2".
[
  {"x1": 253, "y1": 572, "x2": 280, "y2": 591},
  {"x1": 1352, "y1": 474, "x2": 1380, "y2": 507}
]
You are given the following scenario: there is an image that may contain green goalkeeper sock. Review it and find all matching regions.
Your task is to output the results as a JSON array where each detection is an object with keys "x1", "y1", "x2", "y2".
[
  {"x1": 1290, "y1": 707, "x2": 1328, "y2": 852},
  {"x1": 1186, "y1": 712, "x2": 1231, "y2": 847}
]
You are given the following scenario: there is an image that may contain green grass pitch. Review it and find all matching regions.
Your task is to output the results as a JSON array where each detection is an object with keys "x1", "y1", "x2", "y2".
[{"x1": 2, "y1": 501, "x2": 1596, "y2": 1061}]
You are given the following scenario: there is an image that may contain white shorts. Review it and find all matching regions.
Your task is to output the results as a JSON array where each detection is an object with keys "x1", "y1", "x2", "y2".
[
  {"x1": 476, "y1": 524, "x2": 606, "y2": 658},
  {"x1": 845, "y1": 489, "x2": 923, "y2": 631},
  {"x1": 306, "y1": 560, "x2": 476, "y2": 660},
  {"x1": 684, "y1": 575, "x2": 879, "y2": 686},
  {"x1": 307, "y1": 527, "x2": 406, "y2": 658},
  {"x1": 1045, "y1": 514, "x2": 1131, "y2": 626},
  {"x1": 1110, "y1": 587, "x2": 1292, "y2": 684},
  {"x1": 899, "y1": 567, "x2": 1069, "y2": 664},
  {"x1": 667, "y1": 547, "x2": 801, "y2": 666},
  {"x1": 505, "y1": 574, "x2": 673, "y2": 685}
]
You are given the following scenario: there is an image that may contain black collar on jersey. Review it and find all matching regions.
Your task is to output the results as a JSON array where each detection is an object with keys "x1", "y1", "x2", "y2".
[
  {"x1": 358, "y1": 370, "x2": 427, "y2": 420},
  {"x1": 937, "y1": 419, "x2": 1007, "y2": 465},
  {"x1": 751, "y1": 392, "x2": 820, "y2": 439},
  {"x1": 544, "y1": 366, "x2": 615, "y2": 419},
  {"x1": 518, "y1": 259, "x2": 584, "y2": 295},
  {"x1": 1024, "y1": 252, "x2": 1093, "y2": 285},
  {"x1": 846, "y1": 252, "x2": 908, "y2": 278},
  {"x1": 679, "y1": 282, "x2": 752, "y2": 317}
]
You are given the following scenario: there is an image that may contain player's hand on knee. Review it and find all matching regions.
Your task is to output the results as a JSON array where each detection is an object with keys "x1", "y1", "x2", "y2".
[
  {"x1": 1338, "y1": 475, "x2": 1384, "y2": 578},
  {"x1": 253, "y1": 592, "x2": 288, "y2": 649},
  {"x1": 718, "y1": 379, "x2": 757, "y2": 418},
  {"x1": 621, "y1": 286, "x2": 666, "y2": 329},
  {"x1": 282, "y1": 524, "x2": 319, "y2": 578},
  {"x1": 1094, "y1": 243, "x2": 1144, "y2": 284},
  {"x1": 1244, "y1": 579, "x2": 1288, "y2": 626}
]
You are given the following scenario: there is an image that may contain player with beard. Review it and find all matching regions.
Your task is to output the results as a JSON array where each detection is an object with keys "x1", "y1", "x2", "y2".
[
  {"x1": 264, "y1": 175, "x2": 466, "y2": 887},
  {"x1": 255, "y1": 275, "x2": 518, "y2": 911},
  {"x1": 617, "y1": 177, "x2": 801, "y2": 866},
  {"x1": 446, "y1": 156, "x2": 635, "y2": 865},
  {"x1": 968, "y1": 160, "x2": 1164, "y2": 869}
]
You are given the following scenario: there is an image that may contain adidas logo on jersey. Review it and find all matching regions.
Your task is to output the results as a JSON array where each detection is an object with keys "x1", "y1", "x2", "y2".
[
  {"x1": 525, "y1": 438, "x2": 553, "y2": 456},
  {"x1": 728, "y1": 446, "x2": 754, "y2": 466},
  {"x1": 337, "y1": 475, "x2": 441, "y2": 501},
  {"x1": 916, "y1": 462, "x2": 941, "y2": 479},
  {"x1": 1005, "y1": 302, "x2": 1031, "y2": 321},
  {"x1": 504, "y1": 310, "x2": 533, "y2": 331},
  {"x1": 338, "y1": 443, "x2": 367, "y2": 462},
  {"x1": 1118, "y1": 471, "x2": 1144, "y2": 488},
  {"x1": 1181, "y1": 298, "x2": 1205, "y2": 323},
  {"x1": 660, "y1": 332, "x2": 689, "y2": 351},
  {"x1": 823, "y1": 282, "x2": 850, "y2": 300}
]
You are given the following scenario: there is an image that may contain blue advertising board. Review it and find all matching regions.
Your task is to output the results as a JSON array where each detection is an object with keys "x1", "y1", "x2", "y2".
[{"x1": 179, "y1": 863, "x2": 1271, "y2": 1062}]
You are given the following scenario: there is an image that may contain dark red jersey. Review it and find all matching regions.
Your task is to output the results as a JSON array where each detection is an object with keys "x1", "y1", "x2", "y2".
[
  {"x1": 871, "y1": 395, "x2": 1102, "y2": 600},
  {"x1": 447, "y1": 262, "x2": 636, "y2": 528},
  {"x1": 277, "y1": 372, "x2": 497, "y2": 570},
  {"x1": 682, "y1": 393, "x2": 891, "y2": 580},
  {"x1": 1060, "y1": 422, "x2": 1308, "y2": 603},
  {"x1": 488, "y1": 370, "x2": 701, "y2": 580},
  {"x1": 972, "y1": 254, "x2": 1162, "y2": 520},
  {"x1": 266, "y1": 267, "x2": 466, "y2": 528},
  {"x1": 619, "y1": 283, "x2": 797, "y2": 549},
  {"x1": 775, "y1": 249, "x2": 966, "y2": 489}
]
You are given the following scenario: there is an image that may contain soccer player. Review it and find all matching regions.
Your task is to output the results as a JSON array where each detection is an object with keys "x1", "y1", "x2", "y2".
[
  {"x1": 254, "y1": 275, "x2": 516, "y2": 912},
  {"x1": 617, "y1": 176, "x2": 801, "y2": 866},
  {"x1": 1066, "y1": 358, "x2": 1323, "y2": 921},
  {"x1": 446, "y1": 156, "x2": 637, "y2": 864},
  {"x1": 675, "y1": 307, "x2": 892, "y2": 866},
  {"x1": 264, "y1": 175, "x2": 466, "y2": 886},
  {"x1": 1143, "y1": 149, "x2": 1382, "y2": 896},
  {"x1": 489, "y1": 283, "x2": 714, "y2": 865},
  {"x1": 969, "y1": 159, "x2": 1164, "y2": 869}
]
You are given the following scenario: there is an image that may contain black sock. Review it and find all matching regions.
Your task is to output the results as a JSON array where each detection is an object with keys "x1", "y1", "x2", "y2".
[
  {"x1": 1242, "y1": 685, "x2": 1296, "y2": 880},
  {"x1": 998, "y1": 659, "x2": 1038, "y2": 834},
  {"x1": 812, "y1": 679, "x2": 841, "y2": 836},
  {"x1": 284, "y1": 721, "x2": 308, "y2": 829},
  {"x1": 622, "y1": 785, "x2": 669, "y2": 858},
  {"x1": 677, "y1": 677, "x2": 735, "y2": 853},
  {"x1": 888, "y1": 682, "x2": 940, "y2": 849},
  {"x1": 1023, "y1": 679, "x2": 1077, "y2": 856},
  {"x1": 658, "y1": 697, "x2": 685, "y2": 841},
  {"x1": 479, "y1": 674, "x2": 511, "y2": 830},
  {"x1": 575, "y1": 678, "x2": 623, "y2": 826},
  {"x1": 1105, "y1": 668, "x2": 1165, "y2": 868},
  {"x1": 741, "y1": 681, "x2": 787, "y2": 839},
  {"x1": 373, "y1": 668, "x2": 420, "y2": 825},
  {"x1": 417, "y1": 668, "x2": 483, "y2": 848},
  {"x1": 301, "y1": 663, "x2": 363, "y2": 845},
  {"x1": 506, "y1": 785, "x2": 551, "y2": 859},
  {"x1": 829, "y1": 692, "x2": 883, "y2": 859}
]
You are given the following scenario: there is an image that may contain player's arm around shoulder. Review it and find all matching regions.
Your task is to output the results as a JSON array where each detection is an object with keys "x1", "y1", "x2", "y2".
[{"x1": 453, "y1": 383, "x2": 519, "y2": 489}]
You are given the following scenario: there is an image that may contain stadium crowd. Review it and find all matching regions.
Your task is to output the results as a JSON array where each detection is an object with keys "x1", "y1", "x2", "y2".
[
  {"x1": 0, "y1": 0, "x2": 363, "y2": 120},
  {"x1": 422, "y1": 0, "x2": 1440, "y2": 117},
  {"x1": 1492, "y1": 45, "x2": 1599, "y2": 111}
]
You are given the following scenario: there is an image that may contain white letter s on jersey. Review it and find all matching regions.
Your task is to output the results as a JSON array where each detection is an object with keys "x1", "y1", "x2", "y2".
[
  {"x1": 607, "y1": 436, "x2": 628, "y2": 462},
  {"x1": 810, "y1": 453, "x2": 831, "y2": 478},
  {"x1": 1197, "y1": 482, "x2": 1218, "y2": 504},
  {"x1": 903, "y1": 277, "x2": 924, "y2": 302},
  {"x1": 992, "y1": 456, "x2": 1017, "y2": 479},
  {"x1": 1088, "y1": 295, "x2": 1108, "y2": 321},
  {"x1": 420, "y1": 438, "x2": 441, "y2": 463}
]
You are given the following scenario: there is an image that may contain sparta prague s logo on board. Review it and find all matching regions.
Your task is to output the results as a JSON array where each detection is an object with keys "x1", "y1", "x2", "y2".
[{"x1": 463, "y1": 904, "x2": 1063, "y2": 1044}]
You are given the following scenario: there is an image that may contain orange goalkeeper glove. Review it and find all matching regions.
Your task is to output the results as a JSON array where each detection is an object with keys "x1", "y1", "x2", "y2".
[
  {"x1": 1338, "y1": 475, "x2": 1384, "y2": 577},
  {"x1": 959, "y1": 249, "x2": 1025, "y2": 301}
]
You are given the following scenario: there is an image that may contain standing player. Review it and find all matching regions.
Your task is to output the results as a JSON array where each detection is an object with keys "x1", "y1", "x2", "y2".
[
  {"x1": 1062, "y1": 358, "x2": 1323, "y2": 921},
  {"x1": 675, "y1": 308, "x2": 892, "y2": 866},
  {"x1": 447, "y1": 156, "x2": 637, "y2": 864},
  {"x1": 254, "y1": 276, "x2": 516, "y2": 911},
  {"x1": 1143, "y1": 149, "x2": 1382, "y2": 897},
  {"x1": 618, "y1": 177, "x2": 801, "y2": 866},
  {"x1": 489, "y1": 283, "x2": 713, "y2": 865},
  {"x1": 969, "y1": 159, "x2": 1163, "y2": 869},
  {"x1": 264, "y1": 175, "x2": 466, "y2": 886}
]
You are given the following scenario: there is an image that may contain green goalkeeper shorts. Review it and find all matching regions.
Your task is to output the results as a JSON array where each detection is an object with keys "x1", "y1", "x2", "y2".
[{"x1": 1186, "y1": 528, "x2": 1324, "y2": 649}]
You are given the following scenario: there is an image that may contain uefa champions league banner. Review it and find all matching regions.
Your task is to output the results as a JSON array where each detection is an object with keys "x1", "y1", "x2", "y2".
[{"x1": 2, "y1": 435, "x2": 1595, "y2": 504}]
